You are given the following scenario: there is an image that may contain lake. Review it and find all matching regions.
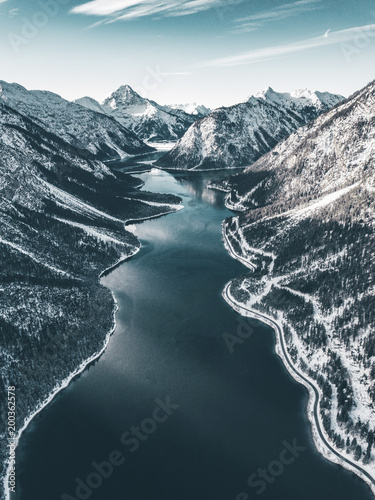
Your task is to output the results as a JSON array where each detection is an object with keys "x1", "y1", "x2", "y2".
[{"x1": 16, "y1": 168, "x2": 373, "y2": 500}]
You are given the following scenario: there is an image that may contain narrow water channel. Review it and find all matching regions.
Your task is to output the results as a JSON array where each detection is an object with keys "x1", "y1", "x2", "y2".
[{"x1": 16, "y1": 169, "x2": 373, "y2": 500}]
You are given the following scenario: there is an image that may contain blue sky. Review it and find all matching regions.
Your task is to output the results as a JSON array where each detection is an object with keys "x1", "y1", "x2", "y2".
[{"x1": 0, "y1": 0, "x2": 374, "y2": 107}]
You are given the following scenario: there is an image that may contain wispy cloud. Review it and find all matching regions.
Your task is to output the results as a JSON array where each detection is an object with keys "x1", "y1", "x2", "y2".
[
  {"x1": 71, "y1": 0, "x2": 232, "y2": 20},
  {"x1": 198, "y1": 24, "x2": 375, "y2": 67},
  {"x1": 8, "y1": 8, "x2": 19, "y2": 16},
  {"x1": 233, "y1": 0, "x2": 321, "y2": 34}
]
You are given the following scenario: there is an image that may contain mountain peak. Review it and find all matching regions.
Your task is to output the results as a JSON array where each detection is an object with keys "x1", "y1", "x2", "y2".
[
  {"x1": 255, "y1": 86, "x2": 276, "y2": 99},
  {"x1": 103, "y1": 84, "x2": 145, "y2": 109},
  {"x1": 250, "y1": 87, "x2": 344, "y2": 111},
  {"x1": 252, "y1": 87, "x2": 292, "y2": 107},
  {"x1": 117, "y1": 84, "x2": 138, "y2": 96}
]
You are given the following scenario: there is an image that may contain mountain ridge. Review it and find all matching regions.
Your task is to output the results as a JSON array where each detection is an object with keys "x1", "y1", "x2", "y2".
[
  {"x1": 75, "y1": 85, "x2": 200, "y2": 143},
  {"x1": 157, "y1": 87, "x2": 344, "y2": 170},
  {"x1": 0, "y1": 95, "x2": 182, "y2": 499},
  {"x1": 0, "y1": 80, "x2": 152, "y2": 161},
  {"x1": 221, "y1": 79, "x2": 375, "y2": 488}
]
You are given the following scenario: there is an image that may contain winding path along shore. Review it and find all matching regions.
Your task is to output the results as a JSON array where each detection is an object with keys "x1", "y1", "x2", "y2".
[{"x1": 221, "y1": 222, "x2": 375, "y2": 497}]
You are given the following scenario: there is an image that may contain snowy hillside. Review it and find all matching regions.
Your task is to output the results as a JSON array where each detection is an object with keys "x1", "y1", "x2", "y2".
[
  {"x1": 157, "y1": 88, "x2": 344, "y2": 170},
  {"x1": 0, "y1": 99, "x2": 182, "y2": 498},
  {"x1": 0, "y1": 80, "x2": 152, "y2": 161},
  {"x1": 222, "y1": 80, "x2": 375, "y2": 487},
  {"x1": 75, "y1": 85, "x2": 198, "y2": 143}
]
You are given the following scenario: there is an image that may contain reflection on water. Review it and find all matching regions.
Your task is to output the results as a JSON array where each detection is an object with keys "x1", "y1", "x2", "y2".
[
  {"x1": 16, "y1": 168, "x2": 374, "y2": 500},
  {"x1": 111, "y1": 144, "x2": 243, "y2": 196},
  {"x1": 151, "y1": 169, "x2": 242, "y2": 207},
  {"x1": 175, "y1": 173, "x2": 226, "y2": 207}
]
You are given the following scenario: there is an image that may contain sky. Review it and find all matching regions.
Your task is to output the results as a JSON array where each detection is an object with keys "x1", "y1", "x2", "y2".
[{"x1": 0, "y1": 0, "x2": 374, "y2": 108}]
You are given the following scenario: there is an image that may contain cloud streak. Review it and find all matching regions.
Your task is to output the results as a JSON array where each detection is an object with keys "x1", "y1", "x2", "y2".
[
  {"x1": 233, "y1": 0, "x2": 321, "y2": 33},
  {"x1": 71, "y1": 0, "x2": 231, "y2": 20},
  {"x1": 198, "y1": 24, "x2": 375, "y2": 67}
]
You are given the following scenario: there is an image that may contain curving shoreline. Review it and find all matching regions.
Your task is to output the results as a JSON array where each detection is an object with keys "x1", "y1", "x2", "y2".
[
  {"x1": 221, "y1": 222, "x2": 375, "y2": 497},
  {"x1": 2, "y1": 202, "x2": 184, "y2": 500},
  {"x1": 2, "y1": 242, "x2": 141, "y2": 500},
  {"x1": 5, "y1": 171, "x2": 373, "y2": 500}
]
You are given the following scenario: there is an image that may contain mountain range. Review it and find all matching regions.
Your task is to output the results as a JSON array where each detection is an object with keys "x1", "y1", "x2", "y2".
[
  {"x1": 1, "y1": 76, "x2": 374, "y2": 498},
  {"x1": 0, "y1": 84, "x2": 182, "y2": 497},
  {"x1": 0, "y1": 80, "x2": 152, "y2": 161},
  {"x1": 74, "y1": 85, "x2": 207, "y2": 143},
  {"x1": 157, "y1": 88, "x2": 344, "y2": 170},
  {"x1": 222, "y1": 80, "x2": 375, "y2": 480}
]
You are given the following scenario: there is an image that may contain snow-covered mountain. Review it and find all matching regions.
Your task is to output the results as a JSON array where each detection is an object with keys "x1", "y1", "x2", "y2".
[
  {"x1": 222, "y1": 80, "x2": 375, "y2": 485},
  {"x1": 168, "y1": 102, "x2": 211, "y2": 117},
  {"x1": 75, "y1": 85, "x2": 198, "y2": 143},
  {"x1": 254, "y1": 87, "x2": 344, "y2": 113},
  {"x1": 0, "y1": 80, "x2": 152, "y2": 161},
  {"x1": 157, "y1": 87, "x2": 344, "y2": 170},
  {"x1": 0, "y1": 97, "x2": 182, "y2": 497}
]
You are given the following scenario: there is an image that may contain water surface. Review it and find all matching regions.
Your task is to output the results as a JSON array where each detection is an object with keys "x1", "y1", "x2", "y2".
[{"x1": 16, "y1": 169, "x2": 373, "y2": 500}]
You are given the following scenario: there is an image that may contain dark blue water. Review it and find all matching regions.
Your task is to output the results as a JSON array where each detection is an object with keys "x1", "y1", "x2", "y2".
[{"x1": 16, "y1": 169, "x2": 373, "y2": 500}]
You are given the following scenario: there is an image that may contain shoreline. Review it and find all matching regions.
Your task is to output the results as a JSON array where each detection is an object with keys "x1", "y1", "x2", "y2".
[
  {"x1": 3, "y1": 240, "x2": 140, "y2": 500},
  {"x1": 157, "y1": 165, "x2": 244, "y2": 173},
  {"x1": 3, "y1": 294, "x2": 120, "y2": 500},
  {"x1": 3, "y1": 201, "x2": 182, "y2": 500},
  {"x1": 124, "y1": 204, "x2": 183, "y2": 228},
  {"x1": 221, "y1": 222, "x2": 375, "y2": 497}
]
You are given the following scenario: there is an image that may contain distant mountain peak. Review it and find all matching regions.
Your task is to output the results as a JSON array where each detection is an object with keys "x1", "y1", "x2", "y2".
[
  {"x1": 168, "y1": 102, "x2": 211, "y2": 116},
  {"x1": 104, "y1": 84, "x2": 145, "y2": 109},
  {"x1": 258, "y1": 86, "x2": 276, "y2": 95},
  {"x1": 76, "y1": 85, "x2": 200, "y2": 142},
  {"x1": 252, "y1": 87, "x2": 344, "y2": 111},
  {"x1": 116, "y1": 84, "x2": 140, "y2": 97}
]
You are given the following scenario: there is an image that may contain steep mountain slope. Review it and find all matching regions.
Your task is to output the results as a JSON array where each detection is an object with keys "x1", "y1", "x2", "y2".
[
  {"x1": 222, "y1": 81, "x2": 375, "y2": 488},
  {"x1": 0, "y1": 101, "x2": 181, "y2": 499},
  {"x1": 157, "y1": 88, "x2": 344, "y2": 170},
  {"x1": 0, "y1": 80, "x2": 152, "y2": 161},
  {"x1": 75, "y1": 85, "x2": 198, "y2": 143}
]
